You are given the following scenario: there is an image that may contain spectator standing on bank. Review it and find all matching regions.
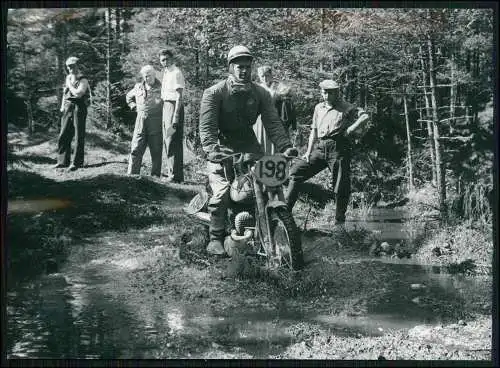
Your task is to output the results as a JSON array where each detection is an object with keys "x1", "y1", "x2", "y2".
[
  {"x1": 55, "y1": 56, "x2": 90, "y2": 171},
  {"x1": 125, "y1": 65, "x2": 163, "y2": 177},
  {"x1": 160, "y1": 48, "x2": 185, "y2": 183},
  {"x1": 285, "y1": 79, "x2": 369, "y2": 227}
]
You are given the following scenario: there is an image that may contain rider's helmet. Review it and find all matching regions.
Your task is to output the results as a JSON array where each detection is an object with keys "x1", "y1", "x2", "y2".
[
  {"x1": 227, "y1": 45, "x2": 253, "y2": 64},
  {"x1": 230, "y1": 174, "x2": 255, "y2": 204}
]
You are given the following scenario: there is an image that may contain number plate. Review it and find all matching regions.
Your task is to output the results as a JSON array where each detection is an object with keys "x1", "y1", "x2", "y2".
[{"x1": 252, "y1": 155, "x2": 289, "y2": 186}]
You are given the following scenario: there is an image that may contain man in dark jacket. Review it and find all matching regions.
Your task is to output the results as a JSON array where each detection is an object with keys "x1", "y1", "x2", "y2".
[{"x1": 199, "y1": 45, "x2": 298, "y2": 255}]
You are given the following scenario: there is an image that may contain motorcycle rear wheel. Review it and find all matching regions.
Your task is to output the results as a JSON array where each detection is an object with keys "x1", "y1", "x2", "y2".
[{"x1": 268, "y1": 207, "x2": 303, "y2": 270}]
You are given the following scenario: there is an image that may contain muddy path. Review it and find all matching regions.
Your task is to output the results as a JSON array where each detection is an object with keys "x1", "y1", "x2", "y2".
[{"x1": 6, "y1": 128, "x2": 493, "y2": 360}]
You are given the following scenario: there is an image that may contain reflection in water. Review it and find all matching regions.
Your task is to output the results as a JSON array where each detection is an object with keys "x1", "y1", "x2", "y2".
[
  {"x1": 7, "y1": 267, "x2": 160, "y2": 359},
  {"x1": 6, "y1": 209, "x2": 492, "y2": 359},
  {"x1": 364, "y1": 262, "x2": 491, "y2": 325},
  {"x1": 167, "y1": 307, "x2": 185, "y2": 332},
  {"x1": 7, "y1": 263, "x2": 491, "y2": 359}
]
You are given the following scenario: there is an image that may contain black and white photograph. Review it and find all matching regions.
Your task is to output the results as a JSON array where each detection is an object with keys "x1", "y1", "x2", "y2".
[{"x1": 3, "y1": 5, "x2": 497, "y2": 363}]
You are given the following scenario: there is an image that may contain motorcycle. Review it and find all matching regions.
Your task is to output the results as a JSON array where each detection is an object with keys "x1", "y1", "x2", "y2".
[{"x1": 184, "y1": 150, "x2": 304, "y2": 270}]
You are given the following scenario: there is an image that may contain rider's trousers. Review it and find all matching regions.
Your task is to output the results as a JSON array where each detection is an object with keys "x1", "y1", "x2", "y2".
[
  {"x1": 206, "y1": 161, "x2": 233, "y2": 241},
  {"x1": 285, "y1": 137, "x2": 352, "y2": 223}
]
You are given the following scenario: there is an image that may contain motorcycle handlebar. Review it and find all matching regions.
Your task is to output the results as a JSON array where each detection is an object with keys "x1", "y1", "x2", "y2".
[{"x1": 209, "y1": 151, "x2": 302, "y2": 164}]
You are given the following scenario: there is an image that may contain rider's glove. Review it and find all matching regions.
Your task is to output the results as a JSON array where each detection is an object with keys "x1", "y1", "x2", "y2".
[
  {"x1": 282, "y1": 147, "x2": 299, "y2": 158},
  {"x1": 207, "y1": 145, "x2": 234, "y2": 162}
]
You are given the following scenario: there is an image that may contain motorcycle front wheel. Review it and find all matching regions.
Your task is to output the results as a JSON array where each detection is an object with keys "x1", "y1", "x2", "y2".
[{"x1": 268, "y1": 207, "x2": 304, "y2": 270}]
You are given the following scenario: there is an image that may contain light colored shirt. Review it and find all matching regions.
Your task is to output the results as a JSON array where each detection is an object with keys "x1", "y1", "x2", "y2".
[
  {"x1": 161, "y1": 65, "x2": 185, "y2": 101},
  {"x1": 312, "y1": 100, "x2": 366, "y2": 138}
]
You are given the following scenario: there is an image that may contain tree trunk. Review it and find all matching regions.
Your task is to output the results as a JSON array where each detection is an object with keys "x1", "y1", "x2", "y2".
[
  {"x1": 344, "y1": 72, "x2": 349, "y2": 101},
  {"x1": 350, "y1": 48, "x2": 357, "y2": 103},
  {"x1": 195, "y1": 47, "x2": 199, "y2": 82},
  {"x1": 419, "y1": 45, "x2": 437, "y2": 186},
  {"x1": 473, "y1": 49, "x2": 480, "y2": 124},
  {"x1": 319, "y1": 8, "x2": 325, "y2": 72},
  {"x1": 21, "y1": 33, "x2": 34, "y2": 135},
  {"x1": 427, "y1": 35, "x2": 447, "y2": 216},
  {"x1": 106, "y1": 8, "x2": 112, "y2": 128},
  {"x1": 205, "y1": 47, "x2": 210, "y2": 84},
  {"x1": 403, "y1": 89, "x2": 414, "y2": 192},
  {"x1": 449, "y1": 52, "x2": 456, "y2": 134},
  {"x1": 121, "y1": 8, "x2": 131, "y2": 54},
  {"x1": 25, "y1": 98, "x2": 34, "y2": 135},
  {"x1": 115, "y1": 8, "x2": 121, "y2": 41},
  {"x1": 364, "y1": 82, "x2": 368, "y2": 110}
]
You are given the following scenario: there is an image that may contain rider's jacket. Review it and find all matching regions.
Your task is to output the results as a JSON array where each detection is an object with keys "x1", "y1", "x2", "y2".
[{"x1": 199, "y1": 78, "x2": 292, "y2": 156}]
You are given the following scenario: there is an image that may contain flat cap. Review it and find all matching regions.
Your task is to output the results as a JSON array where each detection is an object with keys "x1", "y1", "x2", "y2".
[
  {"x1": 65, "y1": 56, "x2": 79, "y2": 66},
  {"x1": 227, "y1": 45, "x2": 253, "y2": 64},
  {"x1": 319, "y1": 79, "x2": 340, "y2": 90}
]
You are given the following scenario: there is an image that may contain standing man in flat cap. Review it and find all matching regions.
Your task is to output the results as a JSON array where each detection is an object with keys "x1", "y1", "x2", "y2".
[
  {"x1": 285, "y1": 79, "x2": 369, "y2": 226},
  {"x1": 55, "y1": 56, "x2": 90, "y2": 171},
  {"x1": 199, "y1": 45, "x2": 298, "y2": 255},
  {"x1": 160, "y1": 47, "x2": 185, "y2": 183}
]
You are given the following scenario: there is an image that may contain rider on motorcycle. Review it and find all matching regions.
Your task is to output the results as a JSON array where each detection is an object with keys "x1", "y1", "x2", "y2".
[{"x1": 199, "y1": 45, "x2": 298, "y2": 255}]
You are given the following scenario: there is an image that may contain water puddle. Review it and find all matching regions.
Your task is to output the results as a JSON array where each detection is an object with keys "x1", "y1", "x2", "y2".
[{"x1": 6, "y1": 210, "x2": 492, "y2": 359}]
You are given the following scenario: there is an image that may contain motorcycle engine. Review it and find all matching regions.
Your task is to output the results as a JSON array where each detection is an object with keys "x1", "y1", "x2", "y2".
[{"x1": 229, "y1": 174, "x2": 255, "y2": 204}]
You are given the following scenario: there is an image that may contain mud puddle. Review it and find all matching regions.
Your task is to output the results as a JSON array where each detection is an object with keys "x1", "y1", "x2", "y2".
[{"x1": 6, "y1": 216, "x2": 492, "y2": 359}]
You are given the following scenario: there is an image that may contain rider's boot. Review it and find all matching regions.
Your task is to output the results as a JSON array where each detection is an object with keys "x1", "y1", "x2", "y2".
[
  {"x1": 207, "y1": 238, "x2": 225, "y2": 255},
  {"x1": 207, "y1": 215, "x2": 226, "y2": 255},
  {"x1": 206, "y1": 183, "x2": 230, "y2": 255}
]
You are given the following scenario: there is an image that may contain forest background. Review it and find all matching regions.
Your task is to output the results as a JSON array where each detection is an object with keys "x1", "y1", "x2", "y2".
[{"x1": 5, "y1": 7, "x2": 495, "y2": 225}]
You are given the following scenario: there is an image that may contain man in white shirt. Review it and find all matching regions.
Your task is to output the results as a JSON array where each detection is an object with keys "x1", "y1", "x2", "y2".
[{"x1": 160, "y1": 48, "x2": 185, "y2": 183}]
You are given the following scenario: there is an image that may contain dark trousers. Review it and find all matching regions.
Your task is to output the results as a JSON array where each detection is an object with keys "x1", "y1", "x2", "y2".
[
  {"x1": 163, "y1": 102, "x2": 184, "y2": 182},
  {"x1": 285, "y1": 138, "x2": 352, "y2": 223},
  {"x1": 57, "y1": 103, "x2": 87, "y2": 167}
]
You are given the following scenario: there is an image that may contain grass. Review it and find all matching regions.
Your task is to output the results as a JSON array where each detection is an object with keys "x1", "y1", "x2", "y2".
[
  {"x1": 414, "y1": 221, "x2": 493, "y2": 275},
  {"x1": 5, "y1": 120, "x2": 202, "y2": 288},
  {"x1": 404, "y1": 182, "x2": 493, "y2": 274},
  {"x1": 6, "y1": 170, "x2": 193, "y2": 285}
]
